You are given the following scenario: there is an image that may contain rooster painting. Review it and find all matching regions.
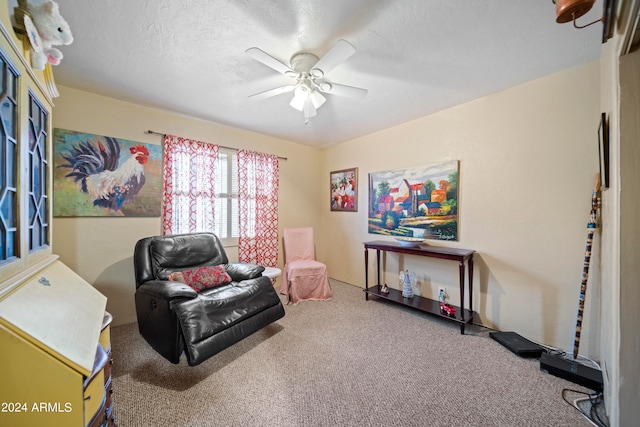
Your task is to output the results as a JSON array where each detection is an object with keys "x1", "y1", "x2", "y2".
[{"x1": 56, "y1": 132, "x2": 158, "y2": 216}]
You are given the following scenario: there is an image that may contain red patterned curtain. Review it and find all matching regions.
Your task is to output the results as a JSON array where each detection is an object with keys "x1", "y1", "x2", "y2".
[
  {"x1": 237, "y1": 150, "x2": 279, "y2": 266},
  {"x1": 161, "y1": 135, "x2": 219, "y2": 235}
]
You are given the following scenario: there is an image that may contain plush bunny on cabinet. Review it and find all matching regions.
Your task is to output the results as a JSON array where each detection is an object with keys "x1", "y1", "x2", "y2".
[{"x1": 24, "y1": 0, "x2": 73, "y2": 70}]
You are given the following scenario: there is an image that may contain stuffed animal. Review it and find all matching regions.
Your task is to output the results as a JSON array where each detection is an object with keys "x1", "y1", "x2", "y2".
[{"x1": 25, "y1": 0, "x2": 73, "y2": 70}]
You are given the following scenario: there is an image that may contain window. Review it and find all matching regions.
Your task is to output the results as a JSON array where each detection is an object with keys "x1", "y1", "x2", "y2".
[
  {"x1": 161, "y1": 135, "x2": 218, "y2": 235},
  {"x1": 162, "y1": 137, "x2": 278, "y2": 252},
  {"x1": 162, "y1": 136, "x2": 239, "y2": 245},
  {"x1": 214, "y1": 148, "x2": 239, "y2": 244}
]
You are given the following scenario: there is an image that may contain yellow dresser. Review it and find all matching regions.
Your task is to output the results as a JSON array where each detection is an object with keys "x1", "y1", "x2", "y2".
[
  {"x1": 0, "y1": 260, "x2": 111, "y2": 427},
  {"x1": 0, "y1": 4, "x2": 116, "y2": 426},
  {"x1": 100, "y1": 312, "x2": 117, "y2": 426}
]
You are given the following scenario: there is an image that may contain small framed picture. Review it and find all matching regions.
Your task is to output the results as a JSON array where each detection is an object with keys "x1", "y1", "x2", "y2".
[
  {"x1": 330, "y1": 167, "x2": 358, "y2": 212},
  {"x1": 598, "y1": 112, "x2": 609, "y2": 190}
]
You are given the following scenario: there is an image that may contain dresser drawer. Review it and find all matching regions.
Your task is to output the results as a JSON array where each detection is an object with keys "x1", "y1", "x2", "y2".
[
  {"x1": 104, "y1": 376, "x2": 113, "y2": 411},
  {"x1": 99, "y1": 312, "x2": 113, "y2": 352},
  {"x1": 87, "y1": 397, "x2": 107, "y2": 427},
  {"x1": 84, "y1": 345, "x2": 108, "y2": 426},
  {"x1": 103, "y1": 353, "x2": 112, "y2": 383}
]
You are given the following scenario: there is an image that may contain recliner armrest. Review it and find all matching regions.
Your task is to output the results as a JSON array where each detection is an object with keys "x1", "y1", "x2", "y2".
[
  {"x1": 225, "y1": 262, "x2": 265, "y2": 281},
  {"x1": 137, "y1": 280, "x2": 198, "y2": 300}
]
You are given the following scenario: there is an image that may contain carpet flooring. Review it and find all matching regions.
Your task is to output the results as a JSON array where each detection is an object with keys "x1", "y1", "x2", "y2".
[{"x1": 110, "y1": 280, "x2": 593, "y2": 426}]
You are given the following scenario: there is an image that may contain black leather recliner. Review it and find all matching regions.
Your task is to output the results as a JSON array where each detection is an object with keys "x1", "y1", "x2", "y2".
[{"x1": 133, "y1": 232, "x2": 285, "y2": 366}]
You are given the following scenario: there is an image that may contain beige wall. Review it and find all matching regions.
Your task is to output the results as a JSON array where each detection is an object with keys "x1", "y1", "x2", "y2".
[
  {"x1": 54, "y1": 61, "x2": 601, "y2": 357},
  {"x1": 599, "y1": 22, "x2": 622, "y2": 425},
  {"x1": 52, "y1": 86, "x2": 324, "y2": 326},
  {"x1": 597, "y1": 1, "x2": 640, "y2": 424},
  {"x1": 618, "y1": 47, "x2": 640, "y2": 427},
  {"x1": 320, "y1": 60, "x2": 601, "y2": 356}
]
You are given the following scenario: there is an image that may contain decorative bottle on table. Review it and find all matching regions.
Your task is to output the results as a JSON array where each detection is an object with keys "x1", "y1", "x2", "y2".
[{"x1": 400, "y1": 270, "x2": 416, "y2": 298}]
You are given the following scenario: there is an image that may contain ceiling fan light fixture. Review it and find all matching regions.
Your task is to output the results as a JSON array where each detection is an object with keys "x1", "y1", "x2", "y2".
[
  {"x1": 294, "y1": 84, "x2": 309, "y2": 97},
  {"x1": 303, "y1": 98, "x2": 317, "y2": 125},
  {"x1": 290, "y1": 83, "x2": 311, "y2": 111},
  {"x1": 290, "y1": 92, "x2": 305, "y2": 111},
  {"x1": 291, "y1": 87, "x2": 325, "y2": 119},
  {"x1": 309, "y1": 90, "x2": 326, "y2": 109}
]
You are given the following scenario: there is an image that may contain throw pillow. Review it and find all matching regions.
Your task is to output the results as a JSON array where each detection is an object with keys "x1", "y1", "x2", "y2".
[{"x1": 168, "y1": 265, "x2": 232, "y2": 292}]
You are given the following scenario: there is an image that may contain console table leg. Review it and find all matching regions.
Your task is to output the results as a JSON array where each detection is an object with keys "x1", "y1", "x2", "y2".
[
  {"x1": 376, "y1": 249, "x2": 381, "y2": 287},
  {"x1": 364, "y1": 248, "x2": 369, "y2": 301},
  {"x1": 458, "y1": 261, "x2": 465, "y2": 334},
  {"x1": 468, "y1": 256, "x2": 474, "y2": 320}
]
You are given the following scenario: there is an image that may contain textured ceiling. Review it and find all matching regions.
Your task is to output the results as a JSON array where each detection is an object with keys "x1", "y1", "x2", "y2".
[{"x1": 20, "y1": 0, "x2": 605, "y2": 148}]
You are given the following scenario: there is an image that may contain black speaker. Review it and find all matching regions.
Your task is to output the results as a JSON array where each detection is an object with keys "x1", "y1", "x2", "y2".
[
  {"x1": 489, "y1": 331, "x2": 545, "y2": 358},
  {"x1": 540, "y1": 352, "x2": 603, "y2": 392}
]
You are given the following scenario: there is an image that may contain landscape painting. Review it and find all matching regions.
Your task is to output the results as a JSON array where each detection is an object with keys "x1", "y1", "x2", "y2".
[
  {"x1": 368, "y1": 160, "x2": 459, "y2": 241},
  {"x1": 53, "y1": 129, "x2": 162, "y2": 217}
]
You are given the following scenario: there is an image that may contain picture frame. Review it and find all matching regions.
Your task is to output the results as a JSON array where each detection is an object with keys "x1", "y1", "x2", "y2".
[
  {"x1": 598, "y1": 112, "x2": 610, "y2": 190},
  {"x1": 368, "y1": 160, "x2": 459, "y2": 241},
  {"x1": 330, "y1": 167, "x2": 358, "y2": 212},
  {"x1": 53, "y1": 128, "x2": 162, "y2": 217}
]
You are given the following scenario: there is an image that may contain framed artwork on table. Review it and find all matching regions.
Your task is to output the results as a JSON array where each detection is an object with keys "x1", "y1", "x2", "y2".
[
  {"x1": 368, "y1": 160, "x2": 459, "y2": 241},
  {"x1": 330, "y1": 167, "x2": 358, "y2": 212}
]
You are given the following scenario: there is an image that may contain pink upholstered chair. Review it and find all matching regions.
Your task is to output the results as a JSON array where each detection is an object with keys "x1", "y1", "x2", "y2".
[{"x1": 281, "y1": 227, "x2": 332, "y2": 304}]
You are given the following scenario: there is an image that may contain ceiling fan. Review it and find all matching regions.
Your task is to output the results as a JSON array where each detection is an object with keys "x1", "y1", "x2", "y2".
[{"x1": 246, "y1": 39, "x2": 368, "y2": 124}]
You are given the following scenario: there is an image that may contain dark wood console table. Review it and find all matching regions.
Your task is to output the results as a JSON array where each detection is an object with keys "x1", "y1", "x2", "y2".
[{"x1": 364, "y1": 241, "x2": 475, "y2": 334}]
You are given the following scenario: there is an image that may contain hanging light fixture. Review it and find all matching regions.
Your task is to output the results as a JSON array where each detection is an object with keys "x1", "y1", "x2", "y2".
[
  {"x1": 553, "y1": 0, "x2": 601, "y2": 28},
  {"x1": 289, "y1": 81, "x2": 327, "y2": 124},
  {"x1": 552, "y1": 0, "x2": 616, "y2": 44},
  {"x1": 286, "y1": 59, "x2": 329, "y2": 124}
]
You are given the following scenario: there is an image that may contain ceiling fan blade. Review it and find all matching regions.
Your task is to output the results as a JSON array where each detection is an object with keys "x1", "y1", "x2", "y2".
[
  {"x1": 310, "y1": 39, "x2": 356, "y2": 78},
  {"x1": 249, "y1": 85, "x2": 295, "y2": 100},
  {"x1": 246, "y1": 47, "x2": 295, "y2": 76},
  {"x1": 319, "y1": 82, "x2": 368, "y2": 100}
]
